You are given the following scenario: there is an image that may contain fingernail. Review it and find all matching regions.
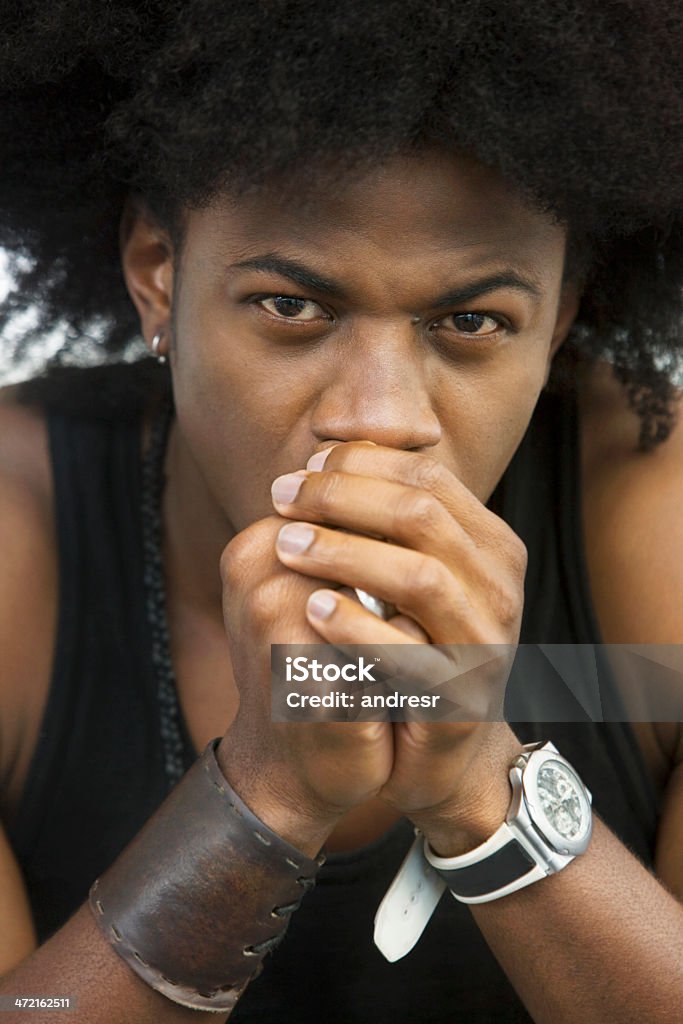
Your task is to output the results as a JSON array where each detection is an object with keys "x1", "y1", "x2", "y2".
[
  {"x1": 307, "y1": 590, "x2": 338, "y2": 619},
  {"x1": 277, "y1": 523, "x2": 316, "y2": 554},
  {"x1": 306, "y1": 445, "x2": 338, "y2": 472},
  {"x1": 271, "y1": 471, "x2": 307, "y2": 505}
]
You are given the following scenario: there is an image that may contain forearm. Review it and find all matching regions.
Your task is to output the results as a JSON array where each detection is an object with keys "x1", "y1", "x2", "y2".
[
  {"x1": 470, "y1": 817, "x2": 683, "y2": 1024},
  {"x1": 0, "y1": 742, "x2": 328, "y2": 1023},
  {"x1": 409, "y1": 727, "x2": 683, "y2": 1024},
  {"x1": 0, "y1": 904, "x2": 228, "y2": 1024}
]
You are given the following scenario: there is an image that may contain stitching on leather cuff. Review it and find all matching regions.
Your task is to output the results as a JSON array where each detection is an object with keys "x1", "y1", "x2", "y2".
[{"x1": 88, "y1": 739, "x2": 324, "y2": 1012}]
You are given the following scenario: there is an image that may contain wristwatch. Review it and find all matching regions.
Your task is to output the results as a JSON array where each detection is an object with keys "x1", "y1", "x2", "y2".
[{"x1": 423, "y1": 740, "x2": 593, "y2": 904}]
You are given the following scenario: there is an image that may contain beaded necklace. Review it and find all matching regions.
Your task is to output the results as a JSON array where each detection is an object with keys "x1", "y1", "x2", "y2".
[{"x1": 140, "y1": 395, "x2": 187, "y2": 789}]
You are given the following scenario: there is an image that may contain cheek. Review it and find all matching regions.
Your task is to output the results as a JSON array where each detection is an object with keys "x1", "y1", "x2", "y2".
[
  {"x1": 172, "y1": 281, "x2": 313, "y2": 429},
  {"x1": 169, "y1": 298, "x2": 322, "y2": 526},
  {"x1": 443, "y1": 355, "x2": 548, "y2": 502}
]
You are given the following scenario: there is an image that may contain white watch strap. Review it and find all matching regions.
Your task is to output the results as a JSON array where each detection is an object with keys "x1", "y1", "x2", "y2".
[
  {"x1": 425, "y1": 819, "x2": 517, "y2": 868},
  {"x1": 373, "y1": 832, "x2": 447, "y2": 961},
  {"x1": 423, "y1": 820, "x2": 563, "y2": 905}
]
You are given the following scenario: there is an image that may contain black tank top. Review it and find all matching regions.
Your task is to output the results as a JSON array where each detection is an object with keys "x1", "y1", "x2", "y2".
[{"x1": 6, "y1": 381, "x2": 660, "y2": 1024}]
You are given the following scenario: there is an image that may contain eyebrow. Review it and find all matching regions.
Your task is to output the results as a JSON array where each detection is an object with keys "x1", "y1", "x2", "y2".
[
  {"x1": 428, "y1": 272, "x2": 542, "y2": 308},
  {"x1": 230, "y1": 253, "x2": 543, "y2": 306},
  {"x1": 231, "y1": 254, "x2": 349, "y2": 299}
]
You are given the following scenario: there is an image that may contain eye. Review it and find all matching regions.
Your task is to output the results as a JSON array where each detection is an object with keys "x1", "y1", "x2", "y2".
[
  {"x1": 440, "y1": 312, "x2": 505, "y2": 336},
  {"x1": 258, "y1": 295, "x2": 329, "y2": 322}
]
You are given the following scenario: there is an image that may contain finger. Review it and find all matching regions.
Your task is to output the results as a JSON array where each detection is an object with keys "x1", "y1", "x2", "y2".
[
  {"x1": 388, "y1": 614, "x2": 430, "y2": 641},
  {"x1": 306, "y1": 588, "x2": 424, "y2": 644},
  {"x1": 335, "y1": 587, "x2": 429, "y2": 641},
  {"x1": 304, "y1": 443, "x2": 529, "y2": 578},
  {"x1": 276, "y1": 521, "x2": 484, "y2": 642},
  {"x1": 272, "y1": 469, "x2": 477, "y2": 569},
  {"x1": 305, "y1": 589, "x2": 506, "y2": 720},
  {"x1": 221, "y1": 516, "x2": 354, "y2": 642},
  {"x1": 273, "y1": 459, "x2": 528, "y2": 582},
  {"x1": 305, "y1": 441, "x2": 500, "y2": 542}
]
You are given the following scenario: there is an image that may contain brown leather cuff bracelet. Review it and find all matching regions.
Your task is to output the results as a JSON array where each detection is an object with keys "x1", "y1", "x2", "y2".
[{"x1": 88, "y1": 739, "x2": 325, "y2": 1013}]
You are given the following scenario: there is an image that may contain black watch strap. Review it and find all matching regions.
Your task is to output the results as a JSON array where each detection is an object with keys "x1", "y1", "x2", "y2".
[{"x1": 432, "y1": 835, "x2": 536, "y2": 899}]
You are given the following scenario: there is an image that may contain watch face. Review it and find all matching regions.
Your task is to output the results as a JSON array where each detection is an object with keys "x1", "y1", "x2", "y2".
[
  {"x1": 536, "y1": 760, "x2": 586, "y2": 839},
  {"x1": 523, "y1": 752, "x2": 592, "y2": 855}
]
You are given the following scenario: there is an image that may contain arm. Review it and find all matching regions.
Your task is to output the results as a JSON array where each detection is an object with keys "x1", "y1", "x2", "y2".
[
  {"x1": 0, "y1": 400, "x2": 233, "y2": 1019},
  {"x1": 0, "y1": 427, "x2": 226, "y2": 1018},
  {"x1": 424, "y1": 729, "x2": 683, "y2": 1024},
  {"x1": 0, "y1": 906, "x2": 232, "y2": 1024},
  {"x1": 0, "y1": 825, "x2": 36, "y2": 975},
  {"x1": 0, "y1": 760, "x2": 330, "y2": 1024},
  {"x1": 452, "y1": 369, "x2": 681, "y2": 1021},
  {"x1": 269, "y1": 435, "x2": 683, "y2": 1024},
  {"x1": 0, "y1": 399, "x2": 381, "y2": 1020},
  {"x1": 476, "y1": 814, "x2": 683, "y2": 1023},
  {"x1": 425, "y1": 387, "x2": 683, "y2": 1024}
]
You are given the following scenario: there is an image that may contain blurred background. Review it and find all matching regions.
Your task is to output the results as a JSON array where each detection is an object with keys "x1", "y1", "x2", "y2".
[{"x1": 0, "y1": 249, "x2": 145, "y2": 387}]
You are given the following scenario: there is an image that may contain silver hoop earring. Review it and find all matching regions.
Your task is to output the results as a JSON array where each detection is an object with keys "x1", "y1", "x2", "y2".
[{"x1": 151, "y1": 332, "x2": 167, "y2": 365}]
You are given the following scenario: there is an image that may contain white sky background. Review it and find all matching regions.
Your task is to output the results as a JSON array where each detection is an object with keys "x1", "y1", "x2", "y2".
[
  {"x1": 0, "y1": 249, "x2": 146, "y2": 386},
  {"x1": 0, "y1": 250, "x2": 67, "y2": 386}
]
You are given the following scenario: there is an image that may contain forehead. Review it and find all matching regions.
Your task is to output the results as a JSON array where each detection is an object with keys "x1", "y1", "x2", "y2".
[{"x1": 181, "y1": 148, "x2": 567, "y2": 280}]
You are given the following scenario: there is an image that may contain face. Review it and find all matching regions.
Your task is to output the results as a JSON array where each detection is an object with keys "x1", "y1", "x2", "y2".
[{"x1": 124, "y1": 148, "x2": 578, "y2": 537}]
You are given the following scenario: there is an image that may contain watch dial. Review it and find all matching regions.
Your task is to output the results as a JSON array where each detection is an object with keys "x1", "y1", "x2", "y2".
[{"x1": 537, "y1": 760, "x2": 586, "y2": 839}]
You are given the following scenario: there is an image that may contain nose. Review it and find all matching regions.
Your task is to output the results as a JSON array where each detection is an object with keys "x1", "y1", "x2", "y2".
[{"x1": 310, "y1": 321, "x2": 442, "y2": 451}]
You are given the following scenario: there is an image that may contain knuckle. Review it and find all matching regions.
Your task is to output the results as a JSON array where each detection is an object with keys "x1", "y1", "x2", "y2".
[
  {"x1": 488, "y1": 520, "x2": 528, "y2": 575},
  {"x1": 395, "y1": 491, "x2": 443, "y2": 543},
  {"x1": 219, "y1": 539, "x2": 243, "y2": 585},
  {"x1": 489, "y1": 576, "x2": 524, "y2": 627},
  {"x1": 342, "y1": 440, "x2": 379, "y2": 469},
  {"x1": 220, "y1": 530, "x2": 262, "y2": 585},
  {"x1": 246, "y1": 576, "x2": 287, "y2": 626},
  {"x1": 508, "y1": 534, "x2": 528, "y2": 574},
  {"x1": 409, "y1": 554, "x2": 450, "y2": 603},
  {"x1": 324, "y1": 442, "x2": 358, "y2": 476},
  {"x1": 497, "y1": 586, "x2": 523, "y2": 627},
  {"x1": 220, "y1": 517, "x2": 282, "y2": 586},
  {"x1": 410, "y1": 454, "x2": 445, "y2": 493},
  {"x1": 308, "y1": 469, "x2": 343, "y2": 517}
]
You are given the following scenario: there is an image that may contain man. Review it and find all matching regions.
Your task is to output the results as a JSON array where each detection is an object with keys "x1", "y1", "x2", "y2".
[{"x1": 1, "y1": 2, "x2": 682, "y2": 1020}]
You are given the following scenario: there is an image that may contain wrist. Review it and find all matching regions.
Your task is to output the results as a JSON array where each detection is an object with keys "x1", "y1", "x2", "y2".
[
  {"x1": 421, "y1": 740, "x2": 594, "y2": 907},
  {"x1": 414, "y1": 775, "x2": 513, "y2": 857},
  {"x1": 412, "y1": 734, "x2": 524, "y2": 858},
  {"x1": 216, "y1": 740, "x2": 338, "y2": 858},
  {"x1": 89, "y1": 740, "x2": 325, "y2": 1012}
]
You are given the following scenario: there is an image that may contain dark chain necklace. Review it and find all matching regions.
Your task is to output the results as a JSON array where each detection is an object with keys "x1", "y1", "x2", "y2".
[{"x1": 140, "y1": 395, "x2": 187, "y2": 789}]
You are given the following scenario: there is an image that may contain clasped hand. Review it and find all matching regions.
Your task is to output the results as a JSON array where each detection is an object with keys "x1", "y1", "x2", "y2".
[{"x1": 219, "y1": 441, "x2": 527, "y2": 854}]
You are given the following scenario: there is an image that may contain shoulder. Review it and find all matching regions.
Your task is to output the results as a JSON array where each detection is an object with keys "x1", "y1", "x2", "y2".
[
  {"x1": 578, "y1": 360, "x2": 683, "y2": 891},
  {"x1": 578, "y1": 359, "x2": 683, "y2": 647},
  {"x1": 0, "y1": 385, "x2": 53, "y2": 494},
  {"x1": 0, "y1": 387, "x2": 57, "y2": 815}
]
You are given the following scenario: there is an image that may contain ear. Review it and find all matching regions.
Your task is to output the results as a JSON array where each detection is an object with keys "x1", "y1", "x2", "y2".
[
  {"x1": 543, "y1": 283, "x2": 581, "y2": 387},
  {"x1": 119, "y1": 197, "x2": 175, "y2": 360}
]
